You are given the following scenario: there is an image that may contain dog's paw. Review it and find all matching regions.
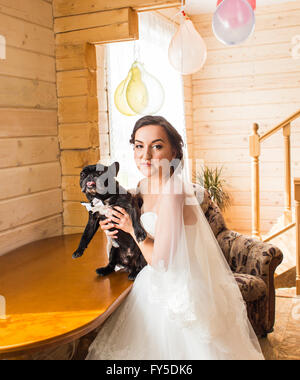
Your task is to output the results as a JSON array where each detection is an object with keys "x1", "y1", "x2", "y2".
[
  {"x1": 128, "y1": 273, "x2": 137, "y2": 281},
  {"x1": 96, "y1": 266, "x2": 115, "y2": 276},
  {"x1": 111, "y1": 239, "x2": 120, "y2": 248},
  {"x1": 72, "y1": 250, "x2": 84, "y2": 259}
]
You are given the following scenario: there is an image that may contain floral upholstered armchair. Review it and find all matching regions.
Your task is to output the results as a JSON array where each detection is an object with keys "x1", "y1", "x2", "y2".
[{"x1": 192, "y1": 183, "x2": 283, "y2": 338}]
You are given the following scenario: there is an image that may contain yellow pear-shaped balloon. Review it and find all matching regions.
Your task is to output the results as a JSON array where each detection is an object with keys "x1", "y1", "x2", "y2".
[
  {"x1": 114, "y1": 61, "x2": 164, "y2": 116},
  {"x1": 114, "y1": 69, "x2": 138, "y2": 116},
  {"x1": 126, "y1": 63, "x2": 148, "y2": 115},
  {"x1": 127, "y1": 62, "x2": 164, "y2": 115}
]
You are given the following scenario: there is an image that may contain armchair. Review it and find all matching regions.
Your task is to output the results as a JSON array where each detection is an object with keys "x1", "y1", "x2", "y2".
[{"x1": 193, "y1": 183, "x2": 283, "y2": 338}]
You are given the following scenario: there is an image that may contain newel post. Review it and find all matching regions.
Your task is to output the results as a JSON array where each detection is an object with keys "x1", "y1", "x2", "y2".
[
  {"x1": 249, "y1": 123, "x2": 261, "y2": 240},
  {"x1": 294, "y1": 178, "x2": 300, "y2": 296},
  {"x1": 283, "y1": 124, "x2": 292, "y2": 225}
]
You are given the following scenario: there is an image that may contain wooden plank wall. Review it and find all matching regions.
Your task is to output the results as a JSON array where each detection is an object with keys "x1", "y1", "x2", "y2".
[
  {"x1": 190, "y1": 1, "x2": 300, "y2": 235},
  {"x1": 53, "y1": 0, "x2": 182, "y2": 234},
  {"x1": 152, "y1": 8, "x2": 194, "y2": 163},
  {"x1": 54, "y1": 5, "x2": 138, "y2": 235},
  {"x1": 96, "y1": 45, "x2": 111, "y2": 166},
  {"x1": 183, "y1": 75, "x2": 194, "y2": 169},
  {"x1": 147, "y1": 7, "x2": 195, "y2": 162},
  {"x1": 0, "y1": 0, "x2": 63, "y2": 256}
]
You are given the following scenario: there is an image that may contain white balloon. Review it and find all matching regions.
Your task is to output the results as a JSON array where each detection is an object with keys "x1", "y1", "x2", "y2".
[{"x1": 168, "y1": 18, "x2": 207, "y2": 75}]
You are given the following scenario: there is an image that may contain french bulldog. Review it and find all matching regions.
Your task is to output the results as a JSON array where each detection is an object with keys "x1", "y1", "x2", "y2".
[{"x1": 72, "y1": 162, "x2": 147, "y2": 280}]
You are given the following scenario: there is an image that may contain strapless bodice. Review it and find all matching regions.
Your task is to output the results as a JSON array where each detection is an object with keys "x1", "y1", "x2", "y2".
[
  {"x1": 140, "y1": 212, "x2": 157, "y2": 239},
  {"x1": 140, "y1": 211, "x2": 192, "y2": 240}
]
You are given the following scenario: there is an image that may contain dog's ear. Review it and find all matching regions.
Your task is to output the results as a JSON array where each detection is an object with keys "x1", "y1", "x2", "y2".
[
  {"x1": 81, "y1": 164, "x2": 97, "y2": 175},
  {"x1": 80, "y1": 166, "x2": 90, "y2": 182},
  {"x1": 109, "y1": 161, "x2": 120, "y2": 177}
]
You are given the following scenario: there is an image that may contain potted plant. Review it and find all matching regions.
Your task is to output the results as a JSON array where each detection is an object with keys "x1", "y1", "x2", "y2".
[{"x1": 194, "y1": 165, "x2": 231, "y2": 211}]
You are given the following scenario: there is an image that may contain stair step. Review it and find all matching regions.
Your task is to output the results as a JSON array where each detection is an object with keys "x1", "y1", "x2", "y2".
[
  {"x1": 275, "y1": 267, "x2": 296, "y2": 289},
  {"x1": 262, "y1": 209, "x2": 296, "y2": 276}
]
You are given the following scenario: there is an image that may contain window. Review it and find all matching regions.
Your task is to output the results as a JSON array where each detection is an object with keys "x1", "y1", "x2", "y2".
[{"x1": 106, "y1": 11, "x2": 187, "y2": 189}]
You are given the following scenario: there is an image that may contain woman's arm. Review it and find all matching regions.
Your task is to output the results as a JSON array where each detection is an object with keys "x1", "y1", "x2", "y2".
[{"x1": 130, "y1": 233, "x2": 154, "y2": 265}]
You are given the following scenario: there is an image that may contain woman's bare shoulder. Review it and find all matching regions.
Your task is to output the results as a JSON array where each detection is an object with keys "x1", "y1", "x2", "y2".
[{"x1": 128, "y1": 178, "x2": 144, "y2": 196}]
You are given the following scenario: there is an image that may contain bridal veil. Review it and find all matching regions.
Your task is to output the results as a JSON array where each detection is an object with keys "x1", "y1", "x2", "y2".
[{"x1": 146, "y1": 158, "x2": 264, "y2": 359}]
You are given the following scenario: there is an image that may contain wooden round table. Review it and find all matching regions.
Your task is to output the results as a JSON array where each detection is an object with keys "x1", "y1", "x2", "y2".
[{"x1": 0, "y1": 233, "x2": 133, "y2": 359}]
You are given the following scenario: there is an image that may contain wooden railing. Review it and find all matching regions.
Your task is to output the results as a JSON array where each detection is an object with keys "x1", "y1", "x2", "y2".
[
  {"x1": 249, "y1": 110, "x2": 300, "y2": 296},
  {"x1": 295, "y1": 178, "x2": 300, "y2": 296}
]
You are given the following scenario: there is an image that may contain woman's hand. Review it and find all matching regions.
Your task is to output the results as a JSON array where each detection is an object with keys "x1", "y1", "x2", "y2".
[
  {"x1": 99, "y1": 218, "x2": 119, "y2": 239},
  {"x1": 105, "y1": 206, "x2": 134, "y2": 236}
]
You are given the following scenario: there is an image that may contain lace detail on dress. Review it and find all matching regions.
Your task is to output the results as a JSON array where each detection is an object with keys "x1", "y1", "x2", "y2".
[
  {"x1": 87, "y1": 298, "x2": 137, "y2": 360},
  {"x1": 166, "y1": 280, "x2": 197, "y2": 328},
  {"x1": 147, "y1": 266, "x2": 200, "y2": 333}
]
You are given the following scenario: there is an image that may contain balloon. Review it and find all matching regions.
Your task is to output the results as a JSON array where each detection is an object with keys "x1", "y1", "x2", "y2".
[
  {"x1": 114, "y1": 69, "x2": 138, "y2": 116},
  {"x1": 212, "y1": 0, "x2": 255, "y2": 45},
  {"x1": 126, "y1": 64, "x2": 148, "y2": 115},
  {"x1": 168, "y1": 15, "x2": 207, "y2": 75},
  {"x1": 114, "y1": 61, "x2": 164, "y2": 116},
  {"x1": 127, "y1": 62, "x2": 164, "y2": 115},
  {"x1": 217, "y1": 0, "x2": 256, "y2": 10}
]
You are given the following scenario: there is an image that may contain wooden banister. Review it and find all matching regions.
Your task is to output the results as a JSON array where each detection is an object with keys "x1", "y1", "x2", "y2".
[
  {"x1": 249, "y1": 109, "x2": 300, "y2": 243},
  {"x1": 263, "y1": 222, "x2": 296, "y2": 243},
  {"x1": 295, "y1": 178, "x2": 300, "y2": 296},
  {"x1": 259, "y1": 109, "x2": 300, "y2": 143}
]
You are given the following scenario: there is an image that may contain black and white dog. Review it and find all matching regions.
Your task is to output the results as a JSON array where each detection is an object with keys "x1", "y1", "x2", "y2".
[{"x1": 72, "y1": 162, "x2": 147, "y2": 280}]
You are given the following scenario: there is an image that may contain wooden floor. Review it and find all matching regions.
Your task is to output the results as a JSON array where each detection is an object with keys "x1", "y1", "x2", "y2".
[{"x1": 259, "y1": 288, "x2": 300, "y2": 361}]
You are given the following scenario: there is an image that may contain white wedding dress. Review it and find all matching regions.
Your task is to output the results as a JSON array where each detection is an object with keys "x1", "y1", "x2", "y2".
[{"x1": 86, "y1": 201, "x2": 265, "y2": 360}]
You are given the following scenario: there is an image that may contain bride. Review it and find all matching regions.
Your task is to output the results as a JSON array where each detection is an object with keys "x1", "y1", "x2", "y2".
[{"x1": 86, "y1": 115, "x2": 265, "y2": 360}]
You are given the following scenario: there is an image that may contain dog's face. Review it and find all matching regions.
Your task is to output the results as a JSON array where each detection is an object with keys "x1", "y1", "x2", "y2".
[{"x1": 80, "y1": 162, "x2": 120, "y2": 201}]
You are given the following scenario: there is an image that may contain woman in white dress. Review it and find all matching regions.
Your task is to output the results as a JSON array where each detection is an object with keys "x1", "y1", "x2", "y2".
[{"x1": 86, "y1": 116, "x2": 265, "y2": 360}]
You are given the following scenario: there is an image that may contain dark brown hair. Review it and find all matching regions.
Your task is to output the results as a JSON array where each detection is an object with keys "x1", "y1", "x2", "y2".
[{"x1": 129, "y1": 115, "x2": 184, "y2": 164}]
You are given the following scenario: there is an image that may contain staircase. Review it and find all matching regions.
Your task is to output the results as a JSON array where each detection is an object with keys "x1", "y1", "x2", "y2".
[
  {"x1": 262, "y1": 209, "x2": 296, "y2": 288},
  {"x1": 249, "y1": 110, "x2": 300, "y2": 296}
]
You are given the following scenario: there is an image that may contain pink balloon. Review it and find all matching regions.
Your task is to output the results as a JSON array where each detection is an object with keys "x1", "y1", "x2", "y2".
[
  {"x1": 217, "y1": 0, "x2": 256, "y2": 10},
  {"x1": 216, "y1": 0, "x2": 253, "y2": 29},
  {"x1": 213, "y1": 0, "x2": 255, "y2": 45}
]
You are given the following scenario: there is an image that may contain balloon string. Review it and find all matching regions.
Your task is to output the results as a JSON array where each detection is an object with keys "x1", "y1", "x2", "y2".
[
  {"x1": 172, "y1": 0, "x2": 186, "y2": 21},
  {"x1": 169, "y1": 0, "x2": 186, "y2": 74},
  {"x1": 133, "y1": 40, "x2": 141, "y2": 63}
]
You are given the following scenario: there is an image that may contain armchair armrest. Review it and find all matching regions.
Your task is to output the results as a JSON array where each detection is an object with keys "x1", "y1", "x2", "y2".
[
  {"x1": 246, "y1": 240, "x2": 283, "y2": 285},
  {"x1": 217, "y1": 229, "x2": 283, "y2": 331},
  {"x1": 246, "y1": 237, "x2": 283, "y2": 331},
  {"x1": 217, "y1": 230, "x2": 283, "y2": 282}
]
